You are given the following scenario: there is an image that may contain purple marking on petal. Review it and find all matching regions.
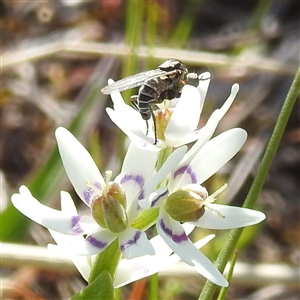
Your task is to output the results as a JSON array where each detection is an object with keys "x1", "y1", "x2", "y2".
[
  {"x1": 83, "y1": 187, "x2": 94, "y2": 206},
  {"x1": 94, "y1": 181, "x2": 102, "y2": 190},
  {"x1": 120, "y1": 231, "x2": 141, "y2": 252},
  {"x1": 173, "y1": 165, "x2": 197, "y2": 183},
  {"x1": 86, "y1": 235, "x2": 108, "y2": 249},
  {"x1": 151, "y1": 189, "x2": 169, "y2": 207},
  {"x1": 120, "y1": 174, "x2": 145, "y2": 199},
  {"x1": 70, "y1": 215, "x2": 84, "y2": 234},
  {"x1": 160, "y1": 219, "x2": 188, "y2": 243},
  {"x1": 83, "y1": 181, "x2": 102, "y2": 206}
]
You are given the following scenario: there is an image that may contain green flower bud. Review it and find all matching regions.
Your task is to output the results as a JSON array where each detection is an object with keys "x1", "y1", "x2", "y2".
[
  {"x1": 91, "y1": 182, "x2": 128, "y2": 233},
  {"x1": 165, "y1": 185, "x2": 208, "y2": 222},
  {"x1": 91, "y1": 195, "x2": 106, "y2": 228}
]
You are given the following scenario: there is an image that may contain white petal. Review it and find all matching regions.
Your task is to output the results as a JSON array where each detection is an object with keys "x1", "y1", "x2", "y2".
[
  {"x1": 119, "y1": 228, "x2": 155, "y2": 259},
  {"x1": 48, "y1": 243, "x2": 91, "y2": 281},
  {"x1": 106, "y1": 108, "x2": 162, "y2": 150},
  {"x1": 193, "y1": 234, "x2": 216, "y2": 249},
  {"x1": 181, "y1": 222, "x2": 196, "y2": 236},
  {"x1": 115, "y1": 254, "x2": 174, "y2": 287},
  {"x1": 48, "y1": 192, "x2": 92, "y2": 281},
  {"x1": 107, "y1": 83, "x2": 165, "y2": 150},
  {"x1": 165, "y1": 85, "x2": 201, "y2": 147},
  {"x1": 115, "y1": 233, "x2": 176, "y2": 287},
  {"x1": 139, "y1": 187, "x2": 168, "y2": 209},
  {"x1": 188, "y1": 128, "x2": 247, "y2": 183},
  {"x1": 171, "y1": 128, "x2": 247, "y2": 190},
  {"x1": 121, "y1": 143, "x2": 158, "y2": 180},
  {"x1": 187, "y1": 244, "x2": 228, "y2": 287},
  {"x1": 143, "y1": 146, "x2": 187, "y2": 204},
  {"x1": 115, "y1": 143, "x2": 158, "y2": 210},
  {"x1": 108, "y1": 83, "x2": 130, "y2": 108},
  {"x1": 219, "y1": 83, "x2": 239, "y2": 119},
  {"x1": 55, "y1": 127, "x2": 104, "y2": 206},
  {"x1": 197, "y1": 72, "x2": 211, "y2": 105},
  {"x1": 176, "y1": 108, "x2": 222, "y2": 148},
  {"x1": 180, "y1": 83, "x2": 239, "y2": 164},
  {"x1": 150, "y1": 234, "x2": 173, "y2": 255},
  {"x1": 109, "y1": 97, "x2": 143, "y2": 126},
  {"x1": 156, "y1": 211, "x2": 228, "y2": 287},
  {"x1": 11, "y1": 186, "x2": 97, "y2": 235},
  {"x1": 114, "y1": 231, "x2": 216, "y2": 288},
  {"x1": 193, "y1": 204, "x2": 266, "y2": 229},
  {"x1": 115, "y1": 250, "x2": 178, "y2": 288},
  {"x1": 75, "y1": 229, "x2": 116, "y2": 255}
]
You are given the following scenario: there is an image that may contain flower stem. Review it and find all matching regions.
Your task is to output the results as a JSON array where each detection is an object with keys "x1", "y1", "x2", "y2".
[
  {"x1": 149, "y1": 273, "x2": 159, "y2": 300},
  {"x1": 88, "y1": 239, "x2": 121, "y2": 284},
  {"x1": 198, "y1": 66, "x2": 300, "y2": 300}
]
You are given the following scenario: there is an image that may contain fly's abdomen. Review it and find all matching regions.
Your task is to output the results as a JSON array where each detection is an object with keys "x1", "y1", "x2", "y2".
[
  {"x1": 138, "y1": 81, "x2": 160, "y2": 120},
  {"x1": 138, "y1": 95, "x2": 152, "y2": 120}
]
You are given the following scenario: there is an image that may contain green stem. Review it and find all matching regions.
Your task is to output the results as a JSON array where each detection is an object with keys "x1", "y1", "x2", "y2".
[
  {"x1": 149, "y1": 267, "x2": 159, "y2": 299},
  {"x1": 88, "y1": 239, "x2": 121, "y2": 283},
  {"x1": 199, "y1": 67, "x2": 300, "y2": 300},
  {"x1": 216, "y1": 250, "x2": 238, "y2": 300}
]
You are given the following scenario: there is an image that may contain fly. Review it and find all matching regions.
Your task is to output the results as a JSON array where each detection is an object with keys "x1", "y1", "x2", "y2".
[{"x1": 101, "y1": 59, "x2": 200, "y2": 144}]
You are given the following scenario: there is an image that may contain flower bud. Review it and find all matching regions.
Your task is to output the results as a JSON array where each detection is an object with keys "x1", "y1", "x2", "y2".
[
  {"x1": 165, "y1": 185, "x2": 208, "y2": 222},
  {"x1": 91, "y1": 182, "x2": 128, "y2": 233}
]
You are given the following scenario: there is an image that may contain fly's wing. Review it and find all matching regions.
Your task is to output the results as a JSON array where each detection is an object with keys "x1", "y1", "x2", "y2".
[{"x1": 101, "y1": 68, "x2": 169, "y2": 94}]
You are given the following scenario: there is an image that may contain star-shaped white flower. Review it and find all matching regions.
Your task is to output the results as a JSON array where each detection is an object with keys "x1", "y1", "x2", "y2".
[
  {"x1": 106, "y1": 72, "x2": 238, "y2": 151},
  {"x1": 11, "y1": 127, "x2": 184, "y2": 258},
  {"x1": 47, "y1": 190, "x2": 216, "y2": 288},
  {"x1": 140, "y1": 128, "x2": 266, "y2": 287}
]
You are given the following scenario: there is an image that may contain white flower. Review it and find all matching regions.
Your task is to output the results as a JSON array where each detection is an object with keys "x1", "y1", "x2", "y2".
[
  {"x1": 140, "y1": 128, "x2": 266, "y2": 287},
  {"x1": 106, "y1": 72, "x2": 240, "y2": 151},
  {"x1": 11, "y1": 127, "x2": 183, "y2": 258},
  {"x1": 47, "y1": 189, "x2": 216, "y2": 287}
]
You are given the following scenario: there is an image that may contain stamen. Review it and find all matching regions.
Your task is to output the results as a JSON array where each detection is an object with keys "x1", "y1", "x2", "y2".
[
  {"x1": 105, "y1": 170, "x2": 113, "y2": 184},
  {"x1": 202, "y1": 183, "x2": 228, "y2": 218},
  {"x1": 203, "y1": 183, "x2": 228, "y2": 205},
  {"x1": 103, "y1": 170, "x2": 113, "y2": 195}
]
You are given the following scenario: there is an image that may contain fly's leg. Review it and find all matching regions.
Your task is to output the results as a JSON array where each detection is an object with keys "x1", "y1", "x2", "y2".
[
  {"x1": 130, "y1": 95, "x2": 139, "y2": 111},
  {"x1": 131, "y1": 95, "x2": 156, "y2": 143},
  {"x1": 149, "y1": 105, "x2": 157, "y2": 145},
  {"x1": 145, "y1": 120, "x2": 149, "y2": 136}
]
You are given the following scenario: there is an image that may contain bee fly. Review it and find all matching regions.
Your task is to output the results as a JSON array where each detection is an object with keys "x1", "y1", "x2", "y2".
[{"x1": 101, "y1": 59, "x2": 200, "y2": 144}]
